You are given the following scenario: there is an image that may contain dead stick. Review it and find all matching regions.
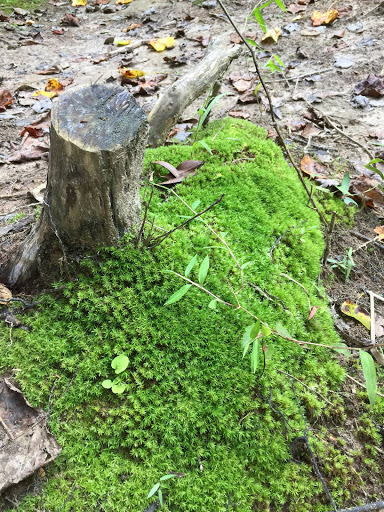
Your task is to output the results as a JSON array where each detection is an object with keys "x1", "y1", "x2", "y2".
[
  {"x1": 149, "y1": 194, "x2": 224, "y2": 248},
  {"x1": 346, "y1": 374, "x2": 384, "y2": 399},
  {"x1": 216, "y1": 0, "x2": 328, "y2": 227},
  {"x1": 276, "y1": 369, "x2": 333, "y2": 407}
]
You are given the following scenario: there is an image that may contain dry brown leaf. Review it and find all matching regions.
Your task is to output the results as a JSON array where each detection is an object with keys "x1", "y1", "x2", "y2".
[
  {"x1": 0, "y1": 89, "x2": 15, "y2": 111},
  {"x1": 300, "y1": 155, "x2": 327, "y2": 178},
  {"x1": 301, "y1": 122, "x2": 322, "y2": 138},
  {"x1": 355, "y1": 73, "x2": 384, "y2": 98},
  {"x1": 311, "y1": 9, "x2": 338, "y2": 26},
  {"x1": 374, "y1": 225, "x2": 384, "y2": 240},
  {"x1": 232, "y1": 79, "x2": 253, "y2": 93}
]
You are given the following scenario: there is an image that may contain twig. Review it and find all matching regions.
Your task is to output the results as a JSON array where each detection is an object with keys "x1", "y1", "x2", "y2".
[
  {"x1": 58, "y1": 486, "x2": 78, "y2": 512},
  {"x1": 276, "y1": 369, "x2": 333, "y2": 407},
  {"x1": 0, "y1": 415, "x2": 14, "y2": 440},
  {"x1": 106, "y1": 39, "x2": 146, "y2": 58},
  {"x1": 354, "y1": 235, "x2": 379, "y2": 252},
  {"x1": 249, "y1": 283, "x2": 292, "y2": 314},
  {"x1": 322, "y1": 211, "x2": 336, "y2": 264},
  {"x1": 270, "y1": 220, "x2": 307, "y2": 259},
  {"x1": 350, "y1": 231, "x2": 384, "y2": 251},
  {"x1": 60, "y1": 367, "x2": 79, "y2": 400},
  {"x1": 216, "y1": 0, "x2": 328, "y2": 228},
  {"x1": 149, "y1": 194, "x2": 224, "y2": 248},
  {"x1": 46, "y1": 375, "x2": 60, "y2": 423},
  {"x1": 346, "y1": 374, "x2": 384, "y2": 399},
  {"x1": 310, "y1": 106, "x2": 374, "y2": 161},
  {"x1": 369, "y1": 291, "x2": 375, "y2": 345},
  {"x1": 281, "y1": 272, "x2": 311, "y2": 310},
  {"x1": 0, "y1": 297, "x2": 38, "y2": 307},
  {"x1": 291, "y1": 382, "x2": 337, "y2": 512},
  {"x1": 136, "y1": 184, "x2": 154, "y2": 248},
  {"x1": 0, "y1": 202, "x2": 42, "y2": 217},
  {"x1": 266, "y1": 67, "x2": 334, "y2": 83},
  {"x1": 325, "y1": 501, "x2": 384, "y2": 512}
]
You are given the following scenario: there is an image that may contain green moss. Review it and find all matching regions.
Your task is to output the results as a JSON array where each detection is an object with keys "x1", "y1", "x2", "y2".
[
  {"x1": 0, "y1": 0, "x2": 45, "y2": 14},
  {"x1": 0, "y1": 119, "x2": 358, "y2": 511}
]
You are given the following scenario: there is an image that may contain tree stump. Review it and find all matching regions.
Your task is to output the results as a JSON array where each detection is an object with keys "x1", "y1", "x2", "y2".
[{"x1": 2, "y1": 84, "x2": 148, "y2": 289}]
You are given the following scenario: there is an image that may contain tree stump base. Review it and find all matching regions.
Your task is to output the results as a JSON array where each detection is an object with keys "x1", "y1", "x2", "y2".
[{"x1": 2, "y1": 84, "x2": 148, "y2": 289}]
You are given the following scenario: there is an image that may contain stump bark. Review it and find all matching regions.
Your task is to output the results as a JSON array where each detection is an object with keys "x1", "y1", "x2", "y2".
[{"x1": 2, "y1": 84, "x2": 148, "y2": 289}]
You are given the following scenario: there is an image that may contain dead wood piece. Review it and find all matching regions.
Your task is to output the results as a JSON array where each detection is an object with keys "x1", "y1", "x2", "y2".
[
  {"x1": 0, "y1": 378, "x2": 61, "y2": 493},
  {"x1": 147, "y1": 33, "x2": 243, "y2": 147},
  {"x1": 1, "y1": 84, "x2": 148, "y2": 289}
]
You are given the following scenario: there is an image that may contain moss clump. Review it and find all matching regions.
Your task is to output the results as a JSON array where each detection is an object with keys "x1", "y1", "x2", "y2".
[{"x1": 0, "y1": 119, "x2": 350, "y2": 511}]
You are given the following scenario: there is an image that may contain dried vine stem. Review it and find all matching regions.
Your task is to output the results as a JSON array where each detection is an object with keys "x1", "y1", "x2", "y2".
[{"x1": 216, "y1": 0, "x2": 328, "y2": 228}]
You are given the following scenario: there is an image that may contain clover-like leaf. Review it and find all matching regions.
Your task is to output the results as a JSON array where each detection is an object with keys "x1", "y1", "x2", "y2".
[
  {"x1": 102, "y1": 379, "x2": 113, "y2": 389},
  {"x1": 111, "y1": 354, "x2": 129, "y2": 374}
]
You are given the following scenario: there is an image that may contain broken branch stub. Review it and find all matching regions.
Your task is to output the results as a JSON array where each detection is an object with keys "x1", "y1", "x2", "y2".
[
  {"x1": 147, "y1": 33, "x2": 243, "y2": 147},
  {"x1": 1, "y1": 84, "x2": 148, "y2": 289}
]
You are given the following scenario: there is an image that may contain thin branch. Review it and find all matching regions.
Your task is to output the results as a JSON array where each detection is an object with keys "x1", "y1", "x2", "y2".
[
  {"x1": 276, "y1": 369, "x2": 333, "y2": 407},
  {"x1": 149, "y1": 194, "x2": 224, "y2": 248},
  {"x1": 346, "y1": 374, "x2": 384, "y2": 399}
]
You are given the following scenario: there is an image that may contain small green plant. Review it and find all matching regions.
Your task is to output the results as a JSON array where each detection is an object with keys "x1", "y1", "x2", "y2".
[
  {"x1": 193, "y1": 92, "x2": 230, "y2": 143},
  {"x1": 328, "y1": 247, "x2": 355, "y2": 281},
  {"x1": 147, "y1": 474, "x2": 177, "y2": 507},
  {"x1": 6, "y1": 212, "x2": 26, "y2": 223},
  {"x1": 101, "y1": 354, "x2": 129, "y2": 394},
  {"x1": 34, "y1": 205, "x2": 42, "y2": 221},
  {"x1": 335, "y1": 172, "x2": 358, "y2": 206}
]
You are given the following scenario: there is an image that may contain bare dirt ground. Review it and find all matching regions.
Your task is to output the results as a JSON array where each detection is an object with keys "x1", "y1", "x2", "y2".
[{"x1": 1, "y1": 0, "x2": 384, "y2": 509}]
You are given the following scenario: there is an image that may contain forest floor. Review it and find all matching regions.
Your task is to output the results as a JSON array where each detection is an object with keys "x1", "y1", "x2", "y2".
[{"x1": 1, "y1": 0, "x2": 384, "y2": 509}]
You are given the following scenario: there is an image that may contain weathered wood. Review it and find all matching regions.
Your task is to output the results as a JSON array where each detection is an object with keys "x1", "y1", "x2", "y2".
[
  {"x1": 2, "y1": 84, "x2": 148, "y2": 288},
  {"x1": 147, "y1": 33, "x2": 243, "y2": 147}
]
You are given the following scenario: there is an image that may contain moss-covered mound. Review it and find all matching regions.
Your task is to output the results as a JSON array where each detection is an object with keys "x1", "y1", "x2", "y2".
[{"x1": 1, "y1": 120, "x2": 349, "y2": 511}]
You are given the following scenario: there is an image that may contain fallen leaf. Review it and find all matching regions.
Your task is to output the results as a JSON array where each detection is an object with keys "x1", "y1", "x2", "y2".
[
  {"x1": 232, "y1": 79, "x2": 253, "y2": 93},
  {"x1": 193, "y1": 35, "x2": 210, "y2": 47},
  {"x1": 33, "y1": 79, "x2": 65, "y2": 98},
  {"x1": 261, "y1": 26, "x2": 281, "y2": 43},
  {"x1": 341, "y1": 300, "x2": 371, "y2": 330},
  {"x1": 124, "y1": 22, "x2": 141, "y2": 31},
  {"x1": 116, "y1": 0, "x2": 132, "y2": 3},
  {"x1": 28, "y1": 182, "x2": 46, "y2": 202},
  {"x1": 300, "y1": 155, "x2": 327, "y2": 178},
  {"x1": 350, "y1": 176, "x2": 384, "y2": 211},
  {"x1": 8, "y1": 137, "x2": 49, "y2": 163},
  {"x1": 287, "y1": 3, "x2": 307, "y2": 14},
  {"x1": 72, "y1": 0, "x2": 86, "y2": 5},
  {"x1": 355, "y1": 73, "x2": 384, "y2": 97},
  {"x1": 114, "y1": 39, "x2": 131, "y2": 46},
  {"x1": 164, "y1": 54, "x2": 188, "y2": 66},
  {"x1": 228, "y1": 110, "x2": 250, "y2": 119},
  {"x1": 311, "y1": 9, "x2": 338, "y2": 26},
  {"x1": 149, "y1": 37, "x2": 175, "y2": 52},
  {"x1": 52, "y1": 28, "x2": 65, "y2": 35},
  {"x1": 230, "y1": 32, "x2": 242, "y2": 44},
  {"x1": 0, "y1": 89, "x2": 15, "y2": 111},
  {"x1": 288, "y1": 119, "x2": 307, "y2": 131},
  {"x1": 119, "y1": 67, "x2": 145, "y2": 79},
  {"x1": 301, "y1": 122, "x2": 322, "y2": 138},
  {"x1": 308, "y1": 306, "x2": 319, "y2": 320},
  {"x1": 333, "y1": 29, "x2": 345, "y2": 38},
  {"x1": 153, "y1": 160, "x2": 204, "y2": 186},
  {"x1": 0, "y1": 284, "x2": 12, "y2": 304},
  {"x1": 374, "y1": 226, "x2": 384, "y2": 240},
  {"x1": 20, "y1": 125, "x2": 43, "y2": 138},
  {"x1": 36, "y1": 66, "x2": 60, "y2": 75},
  {"x1": 61, "y1": 13, "x2": 80, "y2": 26}
]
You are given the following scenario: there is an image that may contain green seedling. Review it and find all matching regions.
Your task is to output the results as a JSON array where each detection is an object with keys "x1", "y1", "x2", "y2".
[
  {"x1": 328, "y1": 247, "x2": 355, "y2": 281},
  {"x1": 335, "y1": 173, "x2": 358, "y2": 206},
  {"x1": 102, "y1": 354, "x2": 129, "y2": 394},
  {"x1": 147, "y1": 474, "x2": 177, "y2": 507}
]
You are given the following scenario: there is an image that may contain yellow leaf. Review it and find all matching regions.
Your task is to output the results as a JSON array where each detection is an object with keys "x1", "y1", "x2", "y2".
[
  {"x1": 149, "y1": 37, "x2": 175, "y2": 52},
  {"x1": 119, "y1": 67, "x2": 145, "y2": 79},
  {"x1": 116, "y1": 0, "x2": 132, "y2": 4},
  {"x1": 311, "y1": 9, "x2": 338, "y2": 26},
  {"x1": 341, "y1": 300, "x2": 371, "y2": 330},
  {"x1": 33, "y1": 90, "x2": 57, "y2": 98},
  {"x1": 374, "y1": 225, "x2": 384, "y2": 240},
  {"x1": 261, "y1": 27, "x2": 281, "y2": 43},
  {"x1": 114, "y1": 39, "x2": 132, "y2": 46},
  {"x1": 45, "y1": 79, "x2": 64, "y2": 92},
  {"x1": 72, "y1": 0, "x2": 86, "y2": 5}
]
